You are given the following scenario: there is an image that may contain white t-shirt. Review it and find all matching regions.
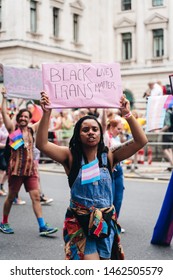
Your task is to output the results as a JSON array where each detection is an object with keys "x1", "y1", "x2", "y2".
[{"x1": 150, "y1": 83, "x2": 163, "y2": 96}]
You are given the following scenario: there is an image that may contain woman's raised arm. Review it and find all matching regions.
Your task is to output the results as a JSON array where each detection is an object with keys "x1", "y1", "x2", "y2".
[
  {"x1": 36, "y1": 92, "x2": 72, "y2": 172},
  {"x1": 110, "y1": 95, "x2": 148, "y2": 165}
]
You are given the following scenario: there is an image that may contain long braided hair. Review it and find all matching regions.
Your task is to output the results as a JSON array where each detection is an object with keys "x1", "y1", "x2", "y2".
[{"x1": 68, "y1": 115, "x2": 108, "y2": 187}]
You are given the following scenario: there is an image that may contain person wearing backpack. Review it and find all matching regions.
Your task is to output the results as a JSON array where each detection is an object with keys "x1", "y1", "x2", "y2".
[
  {"x1": 0, "y1": 87, "x2": 58, "y2": 236},
  {"x1": 36, "y1": 91, "x2": 148, "y2": 260}
]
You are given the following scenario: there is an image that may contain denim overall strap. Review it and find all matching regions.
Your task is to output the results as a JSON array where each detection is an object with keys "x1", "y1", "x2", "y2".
[
  {"x1": 70, "y1": 152, "x2": 113, "y2": 208},
  {"x1": 101, "y1": 152, "x2": 108, "y2": 167},
  {"x1": 81, "y1": 157, "x2": 85, "y2": 166}
]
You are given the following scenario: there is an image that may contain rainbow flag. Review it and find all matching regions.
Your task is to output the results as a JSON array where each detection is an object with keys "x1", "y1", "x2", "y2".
[
  {"x1": 9, "y1": 129, "x2": 24, "y2": 150},
  {"x1": 81, "y1": 158, "x2": 100, "y2": 185}
]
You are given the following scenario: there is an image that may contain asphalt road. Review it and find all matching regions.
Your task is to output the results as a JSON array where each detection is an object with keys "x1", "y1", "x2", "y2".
[{"x1": 0, "y1": 172, "x2": 172, "y2": 260}]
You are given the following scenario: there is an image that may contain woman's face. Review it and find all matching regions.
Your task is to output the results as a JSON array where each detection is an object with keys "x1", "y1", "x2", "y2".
[{"x1": 79, "y1": 119, "x2": 101, "y2": 147}]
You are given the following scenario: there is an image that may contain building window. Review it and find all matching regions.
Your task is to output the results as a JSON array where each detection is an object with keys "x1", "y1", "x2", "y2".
[
  {"x1": 121, "y1": 0, "x2": 131, "y2": 11},
  {"x1": 122, "y1": 33, "x2": 132, "y2": 60},
  {"x1": 73, "y1": 14, "x2": 79, "y2": 43},
  {"x1": 153, "y1": 29, "x2": 164, "y2": 57},
  {"x1": 0, "y1": 0, "x2": 2, "y2": 29},
  {"x1": 53, "y1": 7, "x2": 60, "y2": 37},
  {"x1": 152, "y1": 0, "x2": 163, "y2": 6},
  {"x1": 30, "y1": 0, "x2": 37, "y2": 33}
]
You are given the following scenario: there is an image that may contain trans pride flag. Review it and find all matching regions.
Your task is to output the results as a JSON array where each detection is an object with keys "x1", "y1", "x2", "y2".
[
  {"x1": 81, "y1": 158, "x2": 100, "y2": 185},
  {"x1": 9, "y1": 129, "x2": 24, "y2": 150},
  {"x1": 146, "y1": 95, "x2": 173, "y2": 132}
]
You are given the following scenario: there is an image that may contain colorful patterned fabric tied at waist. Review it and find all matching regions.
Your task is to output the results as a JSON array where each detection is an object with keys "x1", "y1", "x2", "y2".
[
  {"x1": 63, "y1": 201, "x2": 124, "y2": 260},
  {"x1": 70, "y1": 202, "x2": 117, "y2": 239}
]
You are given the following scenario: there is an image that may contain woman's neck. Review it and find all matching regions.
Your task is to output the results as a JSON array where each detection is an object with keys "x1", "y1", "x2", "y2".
[{"x1": 82, "y1": 147, "x2": 97, "y2": 163}]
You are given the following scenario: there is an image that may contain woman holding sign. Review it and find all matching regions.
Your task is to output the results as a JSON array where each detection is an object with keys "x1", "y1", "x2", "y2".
[{"x1": 36, "y1": 92, "x2": 148, "y2": 260}]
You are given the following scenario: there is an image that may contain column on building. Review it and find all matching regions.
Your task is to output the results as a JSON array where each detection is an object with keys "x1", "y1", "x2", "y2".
[
  {"x1": 168, "y1": 0, "x2": 173, "y2": 61},
  {"x1": 135, "y1": 0, "x2": 145, "y2": 65}
]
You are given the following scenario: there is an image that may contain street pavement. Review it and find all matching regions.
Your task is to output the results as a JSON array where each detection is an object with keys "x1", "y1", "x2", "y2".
[
  {"x1": 38, "y1": 160, "x2": 172, "y2": 181},
  {"x1": 1, "y1": 165, "x2": 173, "y2": 261}
]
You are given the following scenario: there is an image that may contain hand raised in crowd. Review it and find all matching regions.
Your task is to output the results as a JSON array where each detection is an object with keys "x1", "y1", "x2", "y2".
[
  {"x1": 1, "y1": 86, "x2": 7, "y2": 97},
  {"x1": 119, "y1": 94, "x2": 131, "y2": 117},
  {"x1": 40, "y1": 91, "x2": 51, "y2": 112}
]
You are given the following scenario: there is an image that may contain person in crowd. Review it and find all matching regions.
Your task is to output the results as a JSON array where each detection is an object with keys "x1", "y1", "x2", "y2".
[
  {"x1": 0, "y1": 87, "x2": 58, "y2": 236},
  {"x1": 103, "y1": 115, "x2": 126, "y2": 221},
  {"x1": 1, "y1": 98, "x2": 50, "y2": 205},
  {"x1": 122, "y1": 109, "x2": 146, "y2": 167},
  {"x1": 145, "y1": 80, "x2": 163, "y2": 97},
  {"x1": 33, "y1": 144, "x2": 53, "y2": 205},
  {"x1": 26, "y1": 102, "x2": 53, "y2": 205},
  {"x1": 53, "y1": 110, "x2": 73, "y2": 146},
  {"x1": 161, "y1": 107, "x2": 173, "y2": 171},
  {"x1": 0, "y1": 172, "x2": 7, "y2": 196},
  {"x1": 12, "y1": 193, "x2": 26, "y2": 205},
  {"x1": 79, "y1": 108, "x2": 89, "y2": 119},
  {"x1": 36, "y1": 91, "x2": 148, "y2": 260},
  {"x1": 157, "y1": 81, "x2": 167, "y2": 95},
  {"x1": 0, "y1": 109, "x2": 26, "y2": 203}
]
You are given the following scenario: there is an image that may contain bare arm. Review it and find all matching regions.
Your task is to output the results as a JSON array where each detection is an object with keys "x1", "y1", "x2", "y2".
[
  {"x1": 36, "y1": 92, "x2": 72, "y2": 174},
  {"x1": 161, "y1": 125, "x2": 169, "y2": 132},
  {"x1": 1, "y1": 87, "x2": 15, "y2": 133},
  {"x1": 101, "y1": 109, "x2": 107, "y2": 134},
  {"x1": 110, "y1": 95, "x2": 148, "y2": 165},
  {"x1": 30, "y1": 120, "x2": 40, "y2": 134}
]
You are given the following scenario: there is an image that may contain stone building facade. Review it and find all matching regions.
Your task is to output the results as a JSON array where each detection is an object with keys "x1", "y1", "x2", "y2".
[{"x1": 0, "y1": 0, "x2": 173, "y2": 101}]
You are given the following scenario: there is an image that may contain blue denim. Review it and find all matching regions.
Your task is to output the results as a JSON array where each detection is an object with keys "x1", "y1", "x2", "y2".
[
  {"x1": 84, "y1": 221, "x2": 115, "y2": 259},
  {"x1": 71, "y1": 153, "x2": 113, "y2": 208},
  {"x1": 70, "y1": 153, "x2": 115, "y2": 258},
  {"x1": 112, "y1": 163, "x2": 124, "y2": 217}
]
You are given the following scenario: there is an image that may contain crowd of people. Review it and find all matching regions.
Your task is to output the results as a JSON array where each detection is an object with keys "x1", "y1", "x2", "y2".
[
  {"x1": 143, "y1": 79, "x2": 173, "y2": 170},
  {"x1": 1, "y1": 79, "x2": 172, "y2": 259},
  {"x1": 143, "y1": 80, "x2": 168, "y2": 98},
  {"x1": 0, "y1": 87, "x2": 57, "y2": 236},
  {"x1": 36, "y1": 91, "x2": 147, "y2": 260}
]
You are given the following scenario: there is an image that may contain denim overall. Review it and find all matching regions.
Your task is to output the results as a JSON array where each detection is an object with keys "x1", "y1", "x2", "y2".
[{"x1": 70, "y1": 153, "x2": 115, "y2": 258}]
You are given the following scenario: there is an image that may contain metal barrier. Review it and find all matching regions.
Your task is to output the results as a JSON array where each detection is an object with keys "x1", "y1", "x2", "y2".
[{"x1": 123, "y1": 132, "x2": 173, "y2": 179}]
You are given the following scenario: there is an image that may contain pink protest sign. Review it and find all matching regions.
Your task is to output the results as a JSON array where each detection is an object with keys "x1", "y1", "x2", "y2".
[
  {"x1": 42, "y1": 63, "x2": 123, "y2": 108},
  {"x1": 3, "y1": 66, "x2": 42, "y2": 100}
]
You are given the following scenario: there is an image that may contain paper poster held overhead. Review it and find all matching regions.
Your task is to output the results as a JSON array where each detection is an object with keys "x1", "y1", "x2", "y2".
[
  {"x1": 3, "y1": 65, "x2": 42, "y2": 100},
  {"x1": 42, "y1": 62, "x2": 123, "y2": 109}
]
